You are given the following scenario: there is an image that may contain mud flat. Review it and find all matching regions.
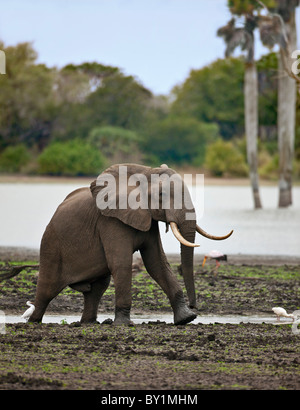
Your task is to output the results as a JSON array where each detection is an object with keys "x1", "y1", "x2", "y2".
[
  {"x1": 0, "y1": 321, "x2": 299, "y2": 390},
  {"x1": 0, "y1": 257, "x2": 299, "y2": 390}
]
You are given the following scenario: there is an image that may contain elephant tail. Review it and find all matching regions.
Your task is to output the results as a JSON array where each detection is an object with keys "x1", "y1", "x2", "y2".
[{"x1": 0, "y1": 264, "x2": 39, "y2": 281}]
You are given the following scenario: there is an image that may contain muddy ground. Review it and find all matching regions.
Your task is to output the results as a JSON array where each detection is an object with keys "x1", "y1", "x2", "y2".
[{"x1": 0, "y1": 255, "x2": 299, "y2": 390}]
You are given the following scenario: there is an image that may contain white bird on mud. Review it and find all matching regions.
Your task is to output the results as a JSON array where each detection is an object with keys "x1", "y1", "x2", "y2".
[
  {"x1": 272, "y1": 307, "x2": 294, "y2": 322},
  {"x1": 21, "y1": 301, "x2": 35, "y2": 322}
]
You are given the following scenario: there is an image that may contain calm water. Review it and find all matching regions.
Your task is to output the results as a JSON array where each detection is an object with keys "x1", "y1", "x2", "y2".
[
  {"x1": 0, "y1": 182, "x2": 299, "y2": 257},
  {"x1": 3, "y1": 313, "x2": 285, "y2": 325}
]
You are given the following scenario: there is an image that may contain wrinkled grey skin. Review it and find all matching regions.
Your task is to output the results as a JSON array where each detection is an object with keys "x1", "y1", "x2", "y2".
[{"x1": 29, "y1": 164, "x2": 199, "y2": 325}]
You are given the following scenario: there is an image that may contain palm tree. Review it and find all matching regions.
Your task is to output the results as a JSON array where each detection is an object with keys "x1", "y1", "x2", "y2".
[
  {"x1": 218, "y1": 15, "x2": 263, "y2": 209},
  {"x1": 220, "y1": 0, "x2": 299, "y2": 209},
  {"x1": 277, "y1": 0, "x2": 298, "y2": 207},
  {"x1": 258, "y1": 0, "x2": 299, "y2": 207}
]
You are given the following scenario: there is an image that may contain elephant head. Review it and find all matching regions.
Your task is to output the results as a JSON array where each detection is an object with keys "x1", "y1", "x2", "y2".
[{"x1": 91, "y1": 163, "x2": 233, "y2": 308}]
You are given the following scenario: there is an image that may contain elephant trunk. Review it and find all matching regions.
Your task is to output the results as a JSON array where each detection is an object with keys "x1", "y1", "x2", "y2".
[{"x1": 178, "y1": 222, "x2": 197, "y2": 309}]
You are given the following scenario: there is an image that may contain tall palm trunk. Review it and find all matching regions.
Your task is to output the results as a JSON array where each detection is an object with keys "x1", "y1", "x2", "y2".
[
  {"x1": 278, "y1": 9, "x2": 297, "y2": 207},
  {"x1": 244, "y1": 62, "x2": 262, "y2": 209},
  {"x1": 217, "y1": 14, "x2": 263, "y2": 209}
]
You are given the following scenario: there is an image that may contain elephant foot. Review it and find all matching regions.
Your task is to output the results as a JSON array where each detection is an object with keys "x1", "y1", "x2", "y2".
[
  {"x1": 113, "y1": 318, "x2": 135, "y2": 326},
  {"x1": 114, "y1": 307, "x2": 134, "y2": 326},
  {"x1": 28, "y1": 317, "x2": 41, "y2": 323},
  {"x1": 174, "y1": 307, "x2": 197, "y2": 325},
  {"x1": 80, "y1": 318, "x2": 99, "y2": 324},
  {"x1": 28, "y1": 310, "x2": 44, "y2": 323},
  {"x1": 172, "y1": 291, "x2": 197, "y2": 325}
]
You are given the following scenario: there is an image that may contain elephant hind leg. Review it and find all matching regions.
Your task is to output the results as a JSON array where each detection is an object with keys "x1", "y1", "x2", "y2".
[
  {"x1": 80, "y1": 275, "x2": 111, "y2": 323},
  {"x1": 29, "y1": 226, "x2": 67, "y2": 323},
  {"x1": 29, "y1": 278, "x2": 66, "y2": 323}
]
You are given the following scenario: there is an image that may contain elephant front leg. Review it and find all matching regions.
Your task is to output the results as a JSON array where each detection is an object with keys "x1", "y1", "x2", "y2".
[
  {"x1": 112, "y1": 265, "x2": 134, "y2": 325},
  {"x1": 141, "y1": 244, "x2": 197, "y2": 326}
]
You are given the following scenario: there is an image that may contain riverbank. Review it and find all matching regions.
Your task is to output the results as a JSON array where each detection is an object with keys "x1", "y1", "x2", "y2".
[
  {"x1": 0, "y1": 173, "x2": 283, "y2": 186},
  {"x1": 1, "y1": 246, "x2": 300, "y2": 265}
]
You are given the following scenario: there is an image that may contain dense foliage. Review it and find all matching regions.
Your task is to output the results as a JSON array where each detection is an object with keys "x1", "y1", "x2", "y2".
[
  {"x1": 37, "y1": 140, "x2": 105, "y2": 176},
  {"x1": 171, "y1": 58, "x2": 245, "y2": 139},
  {"x1": 0, "y1": 41, "x2": 299, "y2": 177},
  {"x1": 228, "y1": 0, "x2": 276, "y2": 15},
  {"x1": 141, "y1": 116, "x2": 219, "y2": 166},
  {"x1": 204, "y1": 139, "x2": 248, "y2": 177}
]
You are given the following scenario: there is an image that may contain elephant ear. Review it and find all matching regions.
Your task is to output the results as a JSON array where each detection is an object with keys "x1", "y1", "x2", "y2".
[{"x1": 90, "y1": 170, "x2": 152, "y2": 232}]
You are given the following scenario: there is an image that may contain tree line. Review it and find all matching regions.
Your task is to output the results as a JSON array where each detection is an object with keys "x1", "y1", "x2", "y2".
[
  {"x1": 0, "y1": 41, "x2": 298, "y2": 177},
  {"x1": 0, "y1": 0, "x2": 299, "y2": 211}
]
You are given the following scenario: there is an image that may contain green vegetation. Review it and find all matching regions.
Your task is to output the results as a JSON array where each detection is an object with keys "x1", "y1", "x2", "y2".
[
  {"x1": 204, "y1": 139, "x2": 248, "y2": 177},
  {"x1": 87, "y1": 125, "x2": 141, "y2": 165},
  {"x1": 0, "y1": 40, "x2": 299, "y2": 178},
  {"x1": 171, "y1": 58, "x2": 245, "y2": 140},
  {"x1": 0, "y1": 144, "x2": 31, "y2": 173},
  {"x1": 37, "y1": 140, "x2": 105, "y2": 176},
  {"x1": 142, "y1": 116, "x2": 219, "y2": 166},
  {"x1": 1, "y1": 261, "x2": 299, "y2": 315}
]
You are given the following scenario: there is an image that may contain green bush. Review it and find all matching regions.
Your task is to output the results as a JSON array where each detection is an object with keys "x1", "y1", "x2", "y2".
[
  {"x1": 88, "y1": 126, "x2": 141, "y2": 163},
  {"x1": 258, "y1": 150, "x2": 279, "y2": 180},
  {"x1": 142, "y1": 116, "x2": 219, "y2": 166},
  {"x1": 0, "y1": 144, "x2": 31, "y2": 173},
  {"x1": 38, "y1": 140, "x2": 105, "y2": 176},
  {"x1": 204, "y1": 139, "x2": 248, "y2": 177}
]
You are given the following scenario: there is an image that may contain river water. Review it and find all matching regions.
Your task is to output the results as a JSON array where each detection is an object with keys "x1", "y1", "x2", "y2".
[
  {"x1": 3, "y1": 313, "x2": 288, "y2": 325},
  {"x1": 0, "y1": 182, "x2": 299, "y2": 257}
]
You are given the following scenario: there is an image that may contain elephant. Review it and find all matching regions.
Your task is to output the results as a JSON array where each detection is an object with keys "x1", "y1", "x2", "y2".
[{"x1": 28, "y1": 163, "x2": 233, "y2": 325}]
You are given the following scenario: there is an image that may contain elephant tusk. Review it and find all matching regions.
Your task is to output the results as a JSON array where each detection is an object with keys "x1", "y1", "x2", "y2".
[
  {"x1": 170, "y1": 222, "x2": 200, "y2": 248},
  {"x1": 196, "y1": 224, "x2": 233, "y2": 241}
]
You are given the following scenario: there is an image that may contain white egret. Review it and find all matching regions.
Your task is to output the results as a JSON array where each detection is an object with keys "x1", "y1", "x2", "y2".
[
  {"x1": 21, "y1": 301, "x2": 35, "y2": 322},
  {"x1": 272, "y1": 307, "x2": 294, "y2": 322}
]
